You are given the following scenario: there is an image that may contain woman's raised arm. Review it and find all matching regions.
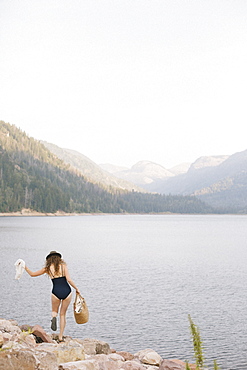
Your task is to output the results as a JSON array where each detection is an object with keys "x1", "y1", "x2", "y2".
[{"x1": 25, "y1": 266, "x2": 46, "y2": 277}]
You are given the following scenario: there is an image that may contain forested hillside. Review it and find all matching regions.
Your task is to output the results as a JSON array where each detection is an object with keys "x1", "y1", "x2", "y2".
[
  {"x1": 0, "y1": 121, "x2": 213, "y2": 214},
  {"x1": 41, "y1": 141, "x2": 145, "y2": 193}
]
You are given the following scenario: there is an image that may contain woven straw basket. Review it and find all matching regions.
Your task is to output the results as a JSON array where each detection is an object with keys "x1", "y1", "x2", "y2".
[{"x1": 73, "y1": 293, "x2": 89, "y2": 324}]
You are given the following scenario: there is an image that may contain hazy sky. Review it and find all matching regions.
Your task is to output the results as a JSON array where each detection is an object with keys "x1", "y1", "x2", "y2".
[{"x1": 1, "y1": 0, "x2": 247, "y2": 169}]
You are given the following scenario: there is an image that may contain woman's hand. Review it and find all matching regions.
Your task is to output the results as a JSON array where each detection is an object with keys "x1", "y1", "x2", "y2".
[{"x1": 76, "y1": 288, "x2": 81, "y2": 295}]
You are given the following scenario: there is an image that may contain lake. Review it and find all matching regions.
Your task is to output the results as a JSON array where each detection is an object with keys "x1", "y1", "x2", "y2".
[{"x1": 1, "y1": 214, "x2": 247, "y2": 369}]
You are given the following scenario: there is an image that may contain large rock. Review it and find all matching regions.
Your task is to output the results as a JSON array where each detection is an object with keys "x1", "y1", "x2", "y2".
[
  {"x1": 58, "y1": 359, "x2": 97, "y2": 370},
  {"x1": 0, "y1": 346, "x2": 57, "y2": 369},
  {"x1": 159, "y1": 359, "x2": 183, "y2": 370},
  {"x1": 32, "y1": 324, "x2": 54, "y2": 343},
  {"x1": 1, "y1": 333, "x2": 36, "y2": 351},
  {"x1": 116, "y1": 351, "x2": 134, "y2": 361},
  {"x1": 107, "y1": 353, "x2": 125, "y2": 362},
  {"x1": 85, "y1": 353, "x2": 125, "y2": 370},
  {"x1": 0, "y1": 349, "x2": 38, "y2": 370},
  {"x1": 135, "y1": 349, "x2": 162, "y2": 366},
  {"x1": 80, "y1": 338, "x2": 111, "y2": 355},
  {"x1": 18, "y1": 331, "x2": 37, "y2": 347},
  {"x1": 1, "y1": 332, "x2": 12, "y2": 343},
  {"x1": 37, "y1": 339, "x2": 85, "y2": 364},
  {"x1": 0, "y1": 319, "x2": 21, "y2": 335},
  {"x1": 159, "y1": 359, "x2": 196, "y2": 370},
  {"x1": 65, "y1": 357, "x2": 124, "y2": 370},
  {"x1": 1, "y1": 340, "x2": 26, "y2": 351},
  {"x1": 34, "y1": 349, "x2": 58, "y2": 370},
  {"x1": 121, "y1": 360, "x2": 147, "y2": 370}
]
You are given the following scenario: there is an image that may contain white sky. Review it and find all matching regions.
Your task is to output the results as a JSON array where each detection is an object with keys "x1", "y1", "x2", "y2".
[{"x1": 1, "y1": 0, "x2": 247, "y2": 169}]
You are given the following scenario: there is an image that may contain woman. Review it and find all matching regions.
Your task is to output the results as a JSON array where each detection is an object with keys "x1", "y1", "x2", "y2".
[{"x1": 25, "y1": 251, "x2": 80, "y2": 342}]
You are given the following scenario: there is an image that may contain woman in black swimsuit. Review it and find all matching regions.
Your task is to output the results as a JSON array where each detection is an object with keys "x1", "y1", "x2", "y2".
[{"x1": 25, "y1": 251, "x2": 80, "y2": 342}]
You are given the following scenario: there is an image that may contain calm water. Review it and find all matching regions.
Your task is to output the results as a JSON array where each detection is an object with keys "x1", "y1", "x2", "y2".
[{"x1": 1, "y1": 215, "x2": 247, "y2": 369}]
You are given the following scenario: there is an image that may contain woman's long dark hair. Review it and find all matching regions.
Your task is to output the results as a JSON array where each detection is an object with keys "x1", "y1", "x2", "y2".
[{"x1": 45, "y1": 255, "x2": 65, "y2": 275}]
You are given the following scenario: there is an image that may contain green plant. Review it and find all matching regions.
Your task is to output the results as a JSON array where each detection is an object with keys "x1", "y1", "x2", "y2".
[
  {"x1": 188, "y1": 315, "x2": 220, "y2": 370},
  {"x1": 185, "y1": 361, "x2": 192, "y2": 370},
  {"x1": 213, "y1": 359, "x2": 220, "y2": 369},
  {"x1": 188, "y1": 314, "x2": 204, "y2": 369},
  {"x1": 21, "y1": 327, "x2": 33, "y2": 334}
]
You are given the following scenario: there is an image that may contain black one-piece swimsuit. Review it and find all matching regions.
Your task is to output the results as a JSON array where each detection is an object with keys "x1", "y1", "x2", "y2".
[{"x1": 50, "y1": 266, "x2": 71, "y2": 300}]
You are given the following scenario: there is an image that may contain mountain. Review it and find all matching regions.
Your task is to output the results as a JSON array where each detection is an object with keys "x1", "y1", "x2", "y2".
[
  {"x1": 99, "y1": 163, "x2": 129, "y2": 174},
  {"x1": 189, "y1": 155, "x2": 229, "y2": 171},
  {"x1": 0, "y1": 121, "x2": 211, "y2": 214},
  {"x1": 41, "y1": 141, "x2": 144, "y2": 193},
  {"x1": 148, "y1": 152, "x2": 247, "y2": 212},
  {"x1": 101, "y1": 160, "x2": 175, "y2": 187},
  {"x1": 169, "y1": 162, "x2": 191, "y2": 175},
  {"x1": 100, "y1": 152, "x2": 247, "y2": 212},
  {"x1": 148, "y1": 155, "x2": 230, "y2": 194}
]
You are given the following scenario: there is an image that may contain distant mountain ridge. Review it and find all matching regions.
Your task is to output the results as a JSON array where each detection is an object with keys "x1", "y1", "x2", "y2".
[
  {"x1": 146, "y1": 151, "x2": 247, "y2": 212},
  {"x1": 99, "y1": 160, "x2": 190, "y2": 187},
  {"x1": 108, "y1": 160, "x2": 174, "y2": 186},
  {"x1": 99, "y1": 152, "x2": 247, "y2": 212},
  {"x1": 188, "y1": 155, "x2": 229, "y2": 171}
]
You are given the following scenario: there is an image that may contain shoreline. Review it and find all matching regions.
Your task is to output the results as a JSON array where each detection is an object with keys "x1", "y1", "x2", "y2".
[
  {"x1": 0, "y1": 209, "x2": 244, "y2": 217},
  {"x1": 0, "y1": 208, "x2": 178, "y2": 217},
  {"x1": 0, "y1": 210, "x2": 93, "y2": 217}
]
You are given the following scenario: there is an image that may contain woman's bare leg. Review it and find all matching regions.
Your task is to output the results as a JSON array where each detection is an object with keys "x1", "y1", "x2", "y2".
[
  {"x1": 50, "y1": 294, "x2": 61, "y2": 331},
  {"x1": 59, "y1": 293, "x2": 72, "y2": 340},
  {"x1": 51, "y1": 294, "x2": 61, "y2": 318}
]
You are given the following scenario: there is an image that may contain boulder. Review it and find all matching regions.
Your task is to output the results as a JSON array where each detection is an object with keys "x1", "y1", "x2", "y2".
[
  {"x1": 116, "y1": 351, "x2": 134, "y2": 361},
  {"x1": 159, "y1": 359, "x2": 196, "y2": 370},
  {"x1": 18, "y1": 331, "x2": 37, "y2": 347},
  {"x1": 34, "y1": 349, "x2": 58, "y2": 370},
  {"x1": 32, "y1": 324, "x2": 54, "y2": 343},
  {"x1": 85, "y1": 353, "x2": 124, "y2": 370},
  {"x1": 80, "y1": 338, "x2": 111, "y2": 355},
  {"x1": 145, "y1": 366, "x2": 162, "y2": 370},
  {"x1": 104, "y1": 360, "x2": 123, "y2": 370},
  {"x1": 167, "y1": 360, "x2": 196, "y2": 370},
  {"x1": 107, "y1": 353, "x2": 125, "y2": 362},
  {"x1": 1, "y1": 332, "x2": 12, "y2": 343},
  {"x1": 37, "y1": 339, "x2": 85, "y2": 364},
  {"x1": 0, "y1": 349, "x2": 38, "y2": 370},
  {"x1": 1, "y1": 348, "x2": 58, "y2": 370},
  {"x1": 0, "y1": 319, "x2": 21, "y2": 335},
  {"x1": 58, "y1": 359, "x2": 97, "y2": 370},
  {"x1": 2, "y1": 340, "x2": 25, "y2": 351},
  {"x1": 0, "y1": 332, "x2": 3, "y2": 347},
  {"x1": 135, "y1": 349, "x2": 162, "y2": 366},
  {"x1": 9, "y1": 319, "x2": 19, "y2": 326},
  {"x1": 121, "y1": 360, "x2": 147, "y2": 370}
]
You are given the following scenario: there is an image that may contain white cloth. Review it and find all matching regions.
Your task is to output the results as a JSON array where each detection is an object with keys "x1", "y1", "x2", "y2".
[
  {"x1": 14, "y1": 259, "x2": 26, "y2": 280},
  {"x1": 74, "y1": 294, "x2": 84, "y2": 313}
]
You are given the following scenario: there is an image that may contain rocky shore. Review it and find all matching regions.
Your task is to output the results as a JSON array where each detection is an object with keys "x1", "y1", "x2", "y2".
[
  {"x1": 0, "y1": 209, "x2": 88, "y2": 217},
  {"x1": 0, "y1": 319, "x2": 196, "y2": 370}
]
